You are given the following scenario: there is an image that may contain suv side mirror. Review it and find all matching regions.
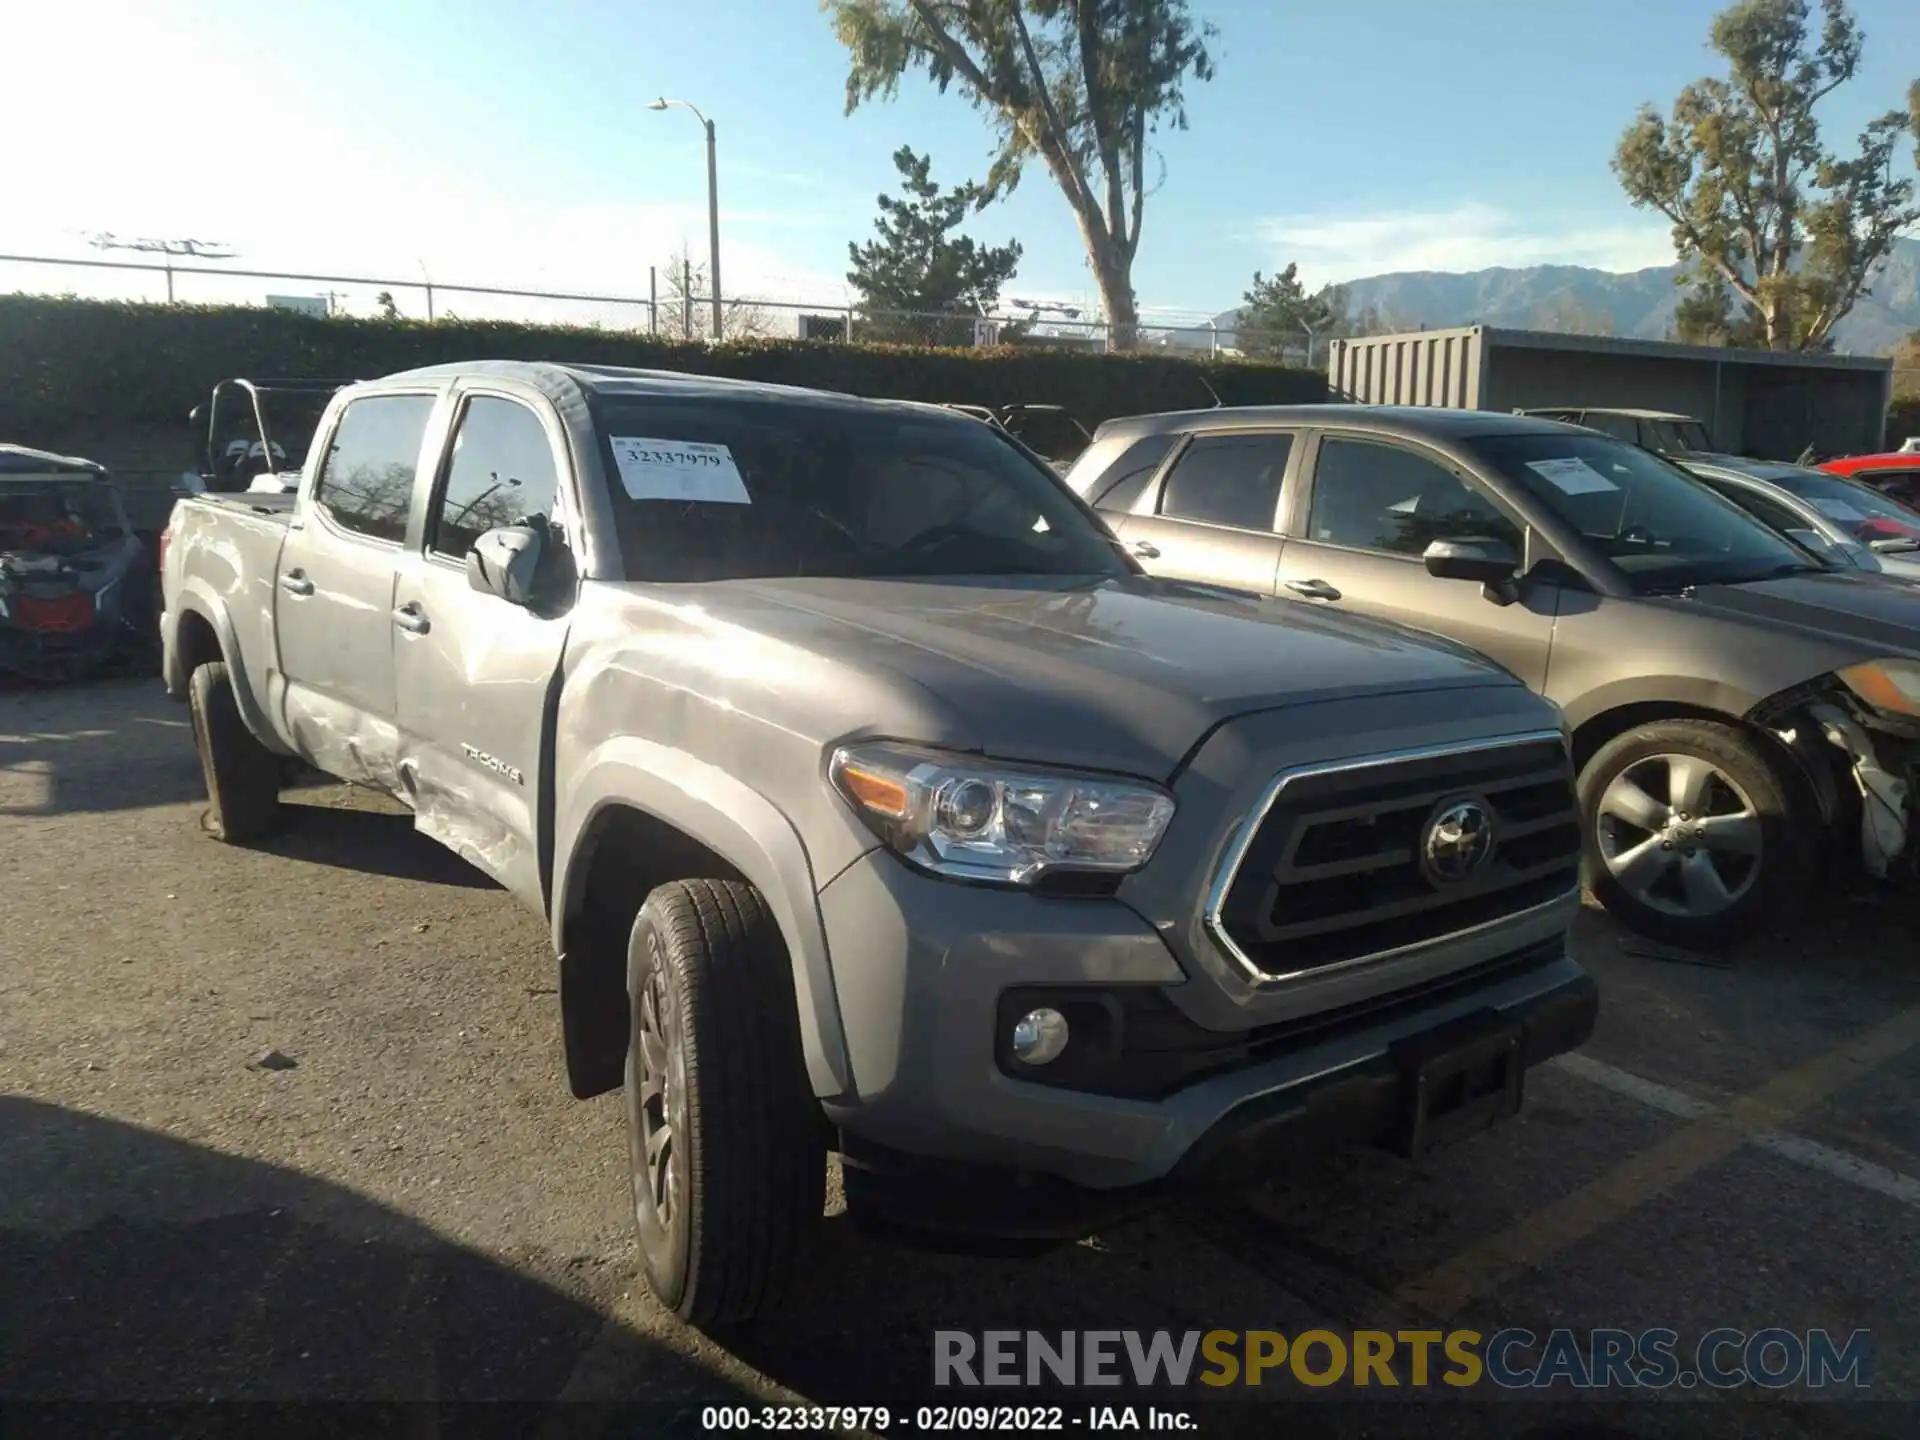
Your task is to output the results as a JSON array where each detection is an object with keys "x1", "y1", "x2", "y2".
[
  {"x1": 1424, "y1": 537, "x2": 1521, "y2": 605},
  {"x1": 467, "y1": 524, "x2": 544, "y2": 606}
]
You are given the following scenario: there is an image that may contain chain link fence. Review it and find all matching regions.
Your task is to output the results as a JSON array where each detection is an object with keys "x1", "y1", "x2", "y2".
[{"x1": 0, "y1": 251, "x2": 1247, "y2": 357}]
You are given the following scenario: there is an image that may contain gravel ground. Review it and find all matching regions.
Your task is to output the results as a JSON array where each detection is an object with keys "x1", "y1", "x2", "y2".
[{"x1": 3, "y1": 677, "x2": 1917, "y2": 1439}]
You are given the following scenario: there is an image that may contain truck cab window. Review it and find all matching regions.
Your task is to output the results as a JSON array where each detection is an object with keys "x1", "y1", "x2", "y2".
[
  {"x1": 433, "y1": 397, "x2": 564, "y2": 558},
  {"x1": 312, "y1": 395, "x2": 436, "y2": 544}
]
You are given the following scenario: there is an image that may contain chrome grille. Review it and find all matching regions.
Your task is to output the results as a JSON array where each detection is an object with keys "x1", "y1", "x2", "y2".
[{"x1": 1207, "y1": 732, "x2": 1580, "y2": 982}]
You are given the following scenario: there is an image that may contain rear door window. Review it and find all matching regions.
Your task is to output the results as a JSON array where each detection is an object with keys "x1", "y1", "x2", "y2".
[
  {"x1": 311, "y1": 394, "x2": 436, "y2": 544},
  {"x1": 1155, "y1": 432, "x2": 1293, "y2": 531}
]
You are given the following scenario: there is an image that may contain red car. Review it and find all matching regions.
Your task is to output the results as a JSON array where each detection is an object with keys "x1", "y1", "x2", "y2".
[{"x1": 1820, "y1": 444, "x2": 1920, "y2": 510}]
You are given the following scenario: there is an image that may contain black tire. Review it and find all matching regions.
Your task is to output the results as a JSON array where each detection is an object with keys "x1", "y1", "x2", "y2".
[
  {"x1": 1579, "y1": 719, "x2": 1818, "y2": 947},
  {"x1": 188, "y1": 660, "x2": 285, "y2": 844},
  {"x1": 624, "y1": 878, "x2": 825, "y2": 1328}
]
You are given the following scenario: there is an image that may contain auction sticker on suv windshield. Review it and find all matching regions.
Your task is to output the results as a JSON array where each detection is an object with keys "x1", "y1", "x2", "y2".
[
  {"x1": 1526, "y1": 456, "x2": 1620, "y2": 496},
  {"x1": 611, "y1": 436, "x2": 752, "y2": 504}
]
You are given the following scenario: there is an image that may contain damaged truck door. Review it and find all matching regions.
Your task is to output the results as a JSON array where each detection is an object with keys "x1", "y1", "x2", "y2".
[
  {"x1": 389, "y1": 391, "x2": 578, "y2": 906},
  {"x1": 272, "y1": 392, "x2": 435, "y2": 784}
]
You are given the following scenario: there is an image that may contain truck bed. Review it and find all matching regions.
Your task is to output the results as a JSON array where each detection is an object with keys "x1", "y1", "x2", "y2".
[{"x1": 187, "y1": 490, "x2": 299, "y2": 522}]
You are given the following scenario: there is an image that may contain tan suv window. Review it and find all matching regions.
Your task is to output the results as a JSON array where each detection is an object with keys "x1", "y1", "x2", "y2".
[{"x1": 1307, "y1": 438, "x2": 1522, "y2": 556}]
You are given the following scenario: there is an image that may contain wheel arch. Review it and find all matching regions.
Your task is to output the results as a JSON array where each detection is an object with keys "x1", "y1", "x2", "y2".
[
  {"x1": 165, "y1": 589, "x2": 289, "y2": 755},
  {"x1": 550, "y1": 741, "x2": 853, "y2": 1104},
  {"x1": 1572, "y1": 698, "x2": 1842, "y2": 834}
]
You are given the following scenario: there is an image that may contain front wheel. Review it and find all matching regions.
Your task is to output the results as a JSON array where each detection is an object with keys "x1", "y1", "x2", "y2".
[
  {"x1": 624, "y1": 878, "x2": 824, "y2": 1328},
  {"x1": 1579, "y1": 719, "x2": 1818, "y2": 947}
]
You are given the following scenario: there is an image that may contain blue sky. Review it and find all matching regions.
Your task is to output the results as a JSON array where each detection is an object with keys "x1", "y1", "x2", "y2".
[{"x1": 6, "y1": 0, "x2": 1917, "y2": 325}]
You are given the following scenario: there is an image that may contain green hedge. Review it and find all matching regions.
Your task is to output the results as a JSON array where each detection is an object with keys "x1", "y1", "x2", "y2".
[{"x1": 0, "y1": 294, "x2": 1324, "y2": 437}]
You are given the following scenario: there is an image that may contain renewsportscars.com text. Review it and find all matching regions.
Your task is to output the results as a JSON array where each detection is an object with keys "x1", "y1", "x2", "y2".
[{"x1": 933, "y1": 1328, "x2": 1874, "y2": 1391}]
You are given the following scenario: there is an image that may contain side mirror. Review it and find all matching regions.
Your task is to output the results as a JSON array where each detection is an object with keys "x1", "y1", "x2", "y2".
[
  {"x1": 1424, "y1": 537, "x2": 1521, "y2": 606},
  {"x1": 466, "y1": 524, "x2": 544, "y2": 606}
]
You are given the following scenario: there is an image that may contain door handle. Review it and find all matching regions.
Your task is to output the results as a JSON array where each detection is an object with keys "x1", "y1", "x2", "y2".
[
  {"x1": 1127, "y1": 539, "x2": 1161, "y2": 559},
  {"x1": 392, "y1": 603, "x2": 431, "y2": 635},
  {"x1": 1283, "y1": 577, "x2": 1342, "y2": 602},
  {"x1": 280, "y1": 571, "x2": 314, "y2": 596}
]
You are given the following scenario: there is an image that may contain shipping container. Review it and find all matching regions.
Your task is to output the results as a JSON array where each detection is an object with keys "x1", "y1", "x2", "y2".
[{"x1": 1326, "y1": 325, "x2": 1893, "y2": 460}]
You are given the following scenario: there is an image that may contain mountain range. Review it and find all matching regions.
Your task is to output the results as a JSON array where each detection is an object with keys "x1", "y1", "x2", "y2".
[{"x1": 1203, "y1": 236, "x2": 1920, "y2": 356}]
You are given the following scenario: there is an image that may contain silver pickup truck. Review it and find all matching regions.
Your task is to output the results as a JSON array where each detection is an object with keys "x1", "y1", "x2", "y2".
[{"x1": 160, "y1": 361, "x2": 1598, "y2": 1325}]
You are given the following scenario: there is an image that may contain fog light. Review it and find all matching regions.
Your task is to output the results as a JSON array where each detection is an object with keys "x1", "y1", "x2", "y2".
[{"x1": 1011, "y1": 1007, "x2": 1070, "y2": 1065}]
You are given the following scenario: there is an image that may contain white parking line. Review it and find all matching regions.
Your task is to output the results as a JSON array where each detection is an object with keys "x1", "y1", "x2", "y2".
[{"x1": 1550, "y1": 1052, "x2": 1920, "y2": 1212}]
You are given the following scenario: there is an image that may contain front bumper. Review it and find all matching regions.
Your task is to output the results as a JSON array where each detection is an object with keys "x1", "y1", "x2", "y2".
[{"x1": 816, "y1": 848, "x2": 1595, "y2": 1198}]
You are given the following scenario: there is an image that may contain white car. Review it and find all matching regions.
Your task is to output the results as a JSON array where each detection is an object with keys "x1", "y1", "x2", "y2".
[{"x1": 1679, "y1": 454, "x2": 1920, "y2": 584}]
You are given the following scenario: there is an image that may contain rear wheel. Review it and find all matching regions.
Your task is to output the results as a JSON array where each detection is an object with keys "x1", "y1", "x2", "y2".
[
  {"x1": 624, "y1": 878, "x2": 824, "y2": 1328},
  {"x1": 188, "y1": 660, "x2": 284, "y2": 843},
  {"x1": 1579, "y1": 719, "x2": 1817, "y2": 947}
]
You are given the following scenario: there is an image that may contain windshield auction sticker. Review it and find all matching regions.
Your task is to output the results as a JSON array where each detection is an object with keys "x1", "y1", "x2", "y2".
[
  {"x1": 1525, "y1": 457, "x2": 1620, "y2": 496},
  {"x1": 611, "y1": 436, "x2": 752, "y2": 504}
]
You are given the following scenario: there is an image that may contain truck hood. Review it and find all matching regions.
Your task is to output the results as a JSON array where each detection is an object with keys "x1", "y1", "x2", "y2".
[
  {"x1": 710, "y1": 574, "x2": 1520, "y2": 779},
  {"x1": 1654, "y1": 572, "x2": 1920, "y2": 660}
]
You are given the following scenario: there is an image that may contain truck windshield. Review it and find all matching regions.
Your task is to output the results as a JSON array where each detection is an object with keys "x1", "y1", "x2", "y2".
[
  {"x1": 1469, "y1": 433, "x2": 1818, "y2": 593},
  {"x1": 591, "y1": 397, "x2": 1127, "y2": 582}
]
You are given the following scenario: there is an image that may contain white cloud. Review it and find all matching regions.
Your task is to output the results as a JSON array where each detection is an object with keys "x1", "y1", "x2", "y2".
[
  {"x1": 1255, "y1": 204, "x2": 1674, "y2": 286},
  {"x1": 0, "y1": 0, "x2": 854, "y2": 323}
]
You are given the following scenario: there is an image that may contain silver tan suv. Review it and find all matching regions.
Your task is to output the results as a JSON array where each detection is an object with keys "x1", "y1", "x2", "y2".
[
  {"x1": 1067, "y1": 404, "x2": 1920, "y2": 946},
  {"x1": 163, "y1": 363, "x2": 1598, "y2": 1326}
]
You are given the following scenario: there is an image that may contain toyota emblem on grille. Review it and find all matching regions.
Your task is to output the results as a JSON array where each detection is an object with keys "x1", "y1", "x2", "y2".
[{"x1": 1421, "y1": 797, "x2": 1496, "y2": 885}]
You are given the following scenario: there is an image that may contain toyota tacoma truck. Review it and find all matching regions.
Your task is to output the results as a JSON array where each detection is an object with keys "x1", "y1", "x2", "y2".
[{"x1": 160, "y1": 361, "x2": 1597, "y2": 1326}]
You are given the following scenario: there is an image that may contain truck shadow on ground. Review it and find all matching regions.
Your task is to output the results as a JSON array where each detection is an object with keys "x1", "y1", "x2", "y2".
[
  {"x1": 721, "y1": 1208, "x2": 1812, "y2": 1440},
  {"x1": 0, "y1": 1095, "x2": 752, "y2": 1433},
  {"x1": 263, "y1": 799, "x2": 503, "y2": 891}
]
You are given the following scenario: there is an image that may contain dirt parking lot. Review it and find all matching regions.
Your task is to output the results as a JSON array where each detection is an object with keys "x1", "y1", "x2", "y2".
[{"x1": 3, "y1": 678, "x2": 1918, "y2": 1438}]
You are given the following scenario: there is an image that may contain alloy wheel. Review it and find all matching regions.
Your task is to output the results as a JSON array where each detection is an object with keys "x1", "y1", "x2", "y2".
[
  {"x1": 633, "y1": 960, "x2": 685, "y2": 1237},
  {"x1": 1595, "y1": 752, "x2": 1763, "y2": 918}
]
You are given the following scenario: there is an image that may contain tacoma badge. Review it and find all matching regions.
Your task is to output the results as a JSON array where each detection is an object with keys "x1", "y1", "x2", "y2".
[{"x1": 460, "y1": 743, "x2": 524, "y2": 786}]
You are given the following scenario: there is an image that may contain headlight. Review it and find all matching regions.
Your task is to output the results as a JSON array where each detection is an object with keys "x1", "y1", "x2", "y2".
[
  {"x1": 828, "y1": 741, "x2": 1176, "y2": 885},
  {"x1": 1838, "y1": 659, "x2": 1920, "y2": 718}
]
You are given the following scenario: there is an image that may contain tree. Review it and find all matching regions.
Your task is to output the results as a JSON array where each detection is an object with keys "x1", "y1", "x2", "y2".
[
  {"x1": 828, "y1": 0, "x2": 1217, "y2": 348},
  {"x1": 848, "y1": 146, "x2": 1022, "y2": 344},
  {"x1": 1893, "y1": 327, "x2": 1920, "y2": 399},
  {"x1": 1668, "y1": 266, "x2": 1770, "y2": 345},
  {"x1": 1236, "y1": 263, "x2": 1349, "y2": 360},
  {"x1": 374, "y1": 291, "x2": 401, "y2": 322},
  {"x1": 1613, "y1": 0, "x2": 1920, "y2": 351},
  {"x1": 659, "y1": 246, "x2": 776, "y2": 340}
]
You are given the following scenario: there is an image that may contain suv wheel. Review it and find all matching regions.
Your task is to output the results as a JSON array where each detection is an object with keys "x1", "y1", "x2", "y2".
[
  {"x1": 188, "y1": 660, "x2": 285, "y2": 843},
  {"x1": 1579, "y1": 719, "x2": 1817, "y2": 947},
  {"x1": 624, "y1": 878, "x2": 824, "y2": 1328}
]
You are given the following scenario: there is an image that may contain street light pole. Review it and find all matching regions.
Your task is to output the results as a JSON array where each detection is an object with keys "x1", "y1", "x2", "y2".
[{"x1": 650, "y1": 97, "x2": 722, "y2": 339}]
